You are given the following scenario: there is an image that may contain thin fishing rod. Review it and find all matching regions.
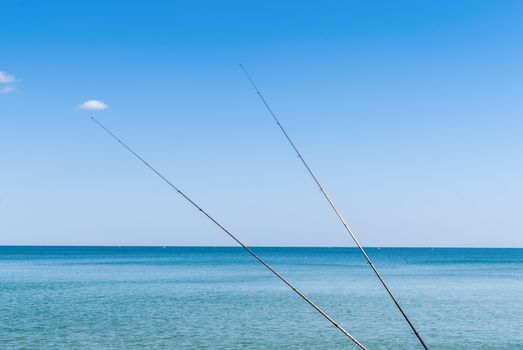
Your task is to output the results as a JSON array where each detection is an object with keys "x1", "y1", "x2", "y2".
[
  {"x1": 90, "y1": 116, "x2": 367, "y2": 350},
  {"x1": 240, "y1": 65, "x2": 429, "y2": 350}
]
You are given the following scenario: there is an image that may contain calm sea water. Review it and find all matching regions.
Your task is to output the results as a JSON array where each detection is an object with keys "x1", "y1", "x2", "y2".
[{"x1": 0, "y1": 247, "x2": 522, "y2": 349}]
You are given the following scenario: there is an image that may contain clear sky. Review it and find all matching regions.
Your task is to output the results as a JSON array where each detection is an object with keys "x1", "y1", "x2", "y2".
[{"x1": 1, "y1": 0, "x2": 522, "y2": 247}]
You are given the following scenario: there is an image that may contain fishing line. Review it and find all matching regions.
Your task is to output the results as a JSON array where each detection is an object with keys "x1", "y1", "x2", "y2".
[{"x1": 90, "y1": 116, "x2": 367, "y2": 350}]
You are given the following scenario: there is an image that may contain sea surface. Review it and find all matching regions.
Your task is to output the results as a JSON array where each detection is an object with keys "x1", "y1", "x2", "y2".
[{"x1": 0, "y1": 247, "x2": 522, "y2": 349}]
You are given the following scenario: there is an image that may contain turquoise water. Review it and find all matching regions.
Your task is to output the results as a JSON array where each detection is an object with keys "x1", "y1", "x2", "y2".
[{"x1": 1, "y1": 247, "x2": 522, "y2": 349}]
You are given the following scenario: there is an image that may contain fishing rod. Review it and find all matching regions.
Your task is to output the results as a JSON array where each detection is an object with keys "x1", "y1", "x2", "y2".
[
  {"x1": 240, "y1": 65, "x2": 430, "y2": 350},
  {"x1": 90, "y1": 117, "x2": 367, "y2": 349}
]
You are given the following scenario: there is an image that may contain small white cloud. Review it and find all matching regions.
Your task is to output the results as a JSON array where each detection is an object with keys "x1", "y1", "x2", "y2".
[
  {"x1": 0, "y1": 71, "x2": 16, "y2": 84},
  {"x1": 0, "y1": 86, "x2": 15, "y2": 94},
  {"x1": 79, "y1": 99, "x2": 109, "y2": 110}
]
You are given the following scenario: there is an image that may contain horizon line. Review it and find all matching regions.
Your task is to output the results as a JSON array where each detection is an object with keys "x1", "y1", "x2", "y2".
[{"x1": 1, "y1": 245, "x2": 522, "y2": 249}]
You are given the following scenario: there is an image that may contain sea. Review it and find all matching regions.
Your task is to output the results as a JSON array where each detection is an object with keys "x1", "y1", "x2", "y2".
[{"x1": 0, "y1": 247, "x2": 522, "y2": 349}]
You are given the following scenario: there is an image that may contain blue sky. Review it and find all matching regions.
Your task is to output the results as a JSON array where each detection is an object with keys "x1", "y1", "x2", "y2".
[{"x1": 1, "y1": 0, "x2": 522, "y2": 246}]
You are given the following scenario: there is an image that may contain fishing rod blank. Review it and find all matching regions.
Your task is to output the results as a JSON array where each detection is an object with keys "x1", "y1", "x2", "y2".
[
  {"x1": 240, "y1": 65, "x2": 430, "y2": 350},
  {"x1": 90, "y1": 117, "x2": 367, "y2": 350}
]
